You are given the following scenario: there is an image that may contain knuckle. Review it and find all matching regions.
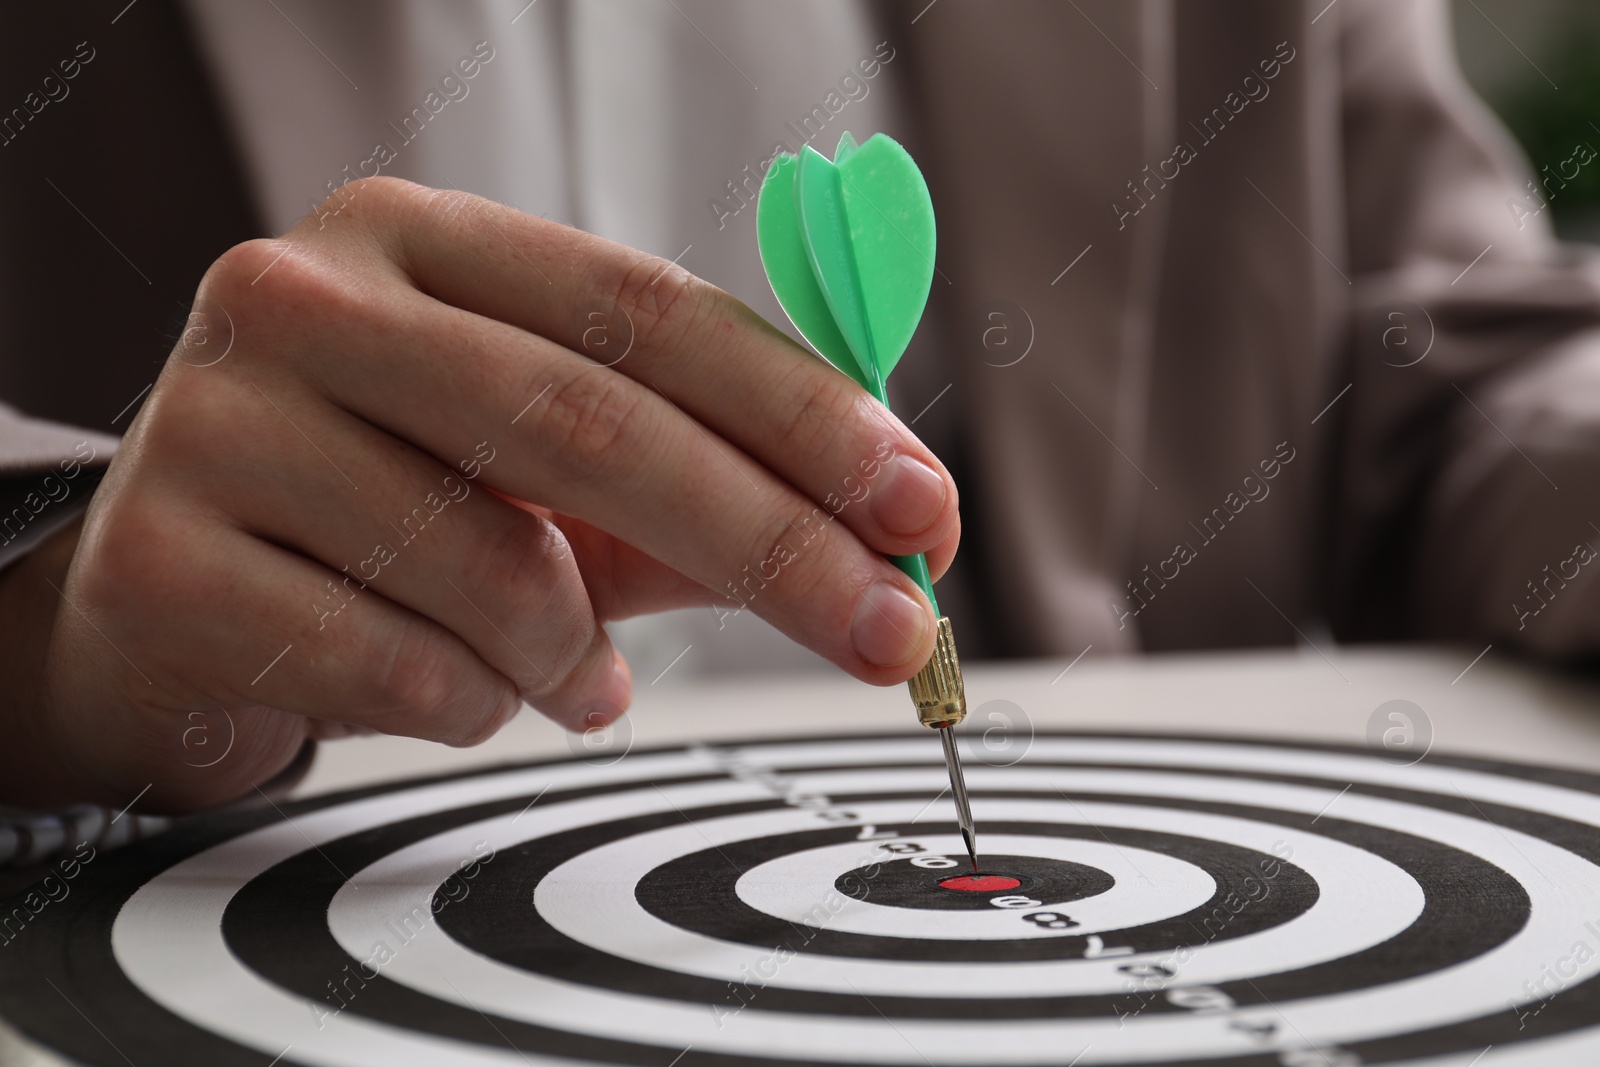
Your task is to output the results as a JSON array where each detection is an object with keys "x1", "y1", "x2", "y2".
[
  {"x1": 407, "y1": 182, "x2": 481, "y2": 228},
  {"x1": 369, "y1": 621, "x2": 471, "y2": 724},
  {"x1": 194, "y1": 238, "x2": 281, "y2": 310},
  {"x1": 132, "y1": 369, "x2": 243, "y2": 469},
  {"x1": 76, "y1": 498, "x2": 193, "y2": 615},
  {"x1": 534, "y1": 369, "x2": 648, "y2": 481},
  {"x1": 734, "y1": 506, "x2": 835, "y2": 611},
  {"x1": 527, "y1": 632, "x2": 600, "y2": 712},
  {"x1": 340, "y1": 174, "x2": 422, "y2": 207},
  {"x1": 198, "y1": 237, "x2": 355, "y2": 334},
  {"x1": 491, "y1": 570, "x2": 594, "y2": 702},
  {"x1": 537, "y1": 622, "x2": 597, "y2": 702},
  {"x1": 468, "y1": 524, "x2": 596, "y2": 701},
  {"x1": 470, "y1": 513, "x2": 568, "y2": 612},
  {"x1": 775, "y1": 363, "x2": 865, "y2": 460},
  {"x1": 455, "y1": 699, "x2": 514, "y2": 748},
  {"x1": 608, "y1": 252, "x2": 709, "y2": 355},
  {"x1": 467, "y1": 525, "x2": 593, "y2": 692},
  {"x1": 296, "y1": 175, "x2": 423, "y2": 235}
]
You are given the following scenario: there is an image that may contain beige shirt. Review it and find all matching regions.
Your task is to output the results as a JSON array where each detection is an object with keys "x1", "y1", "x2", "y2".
[{"x1": 6, "y1": 0, "x2": 1598, "y2": 670}]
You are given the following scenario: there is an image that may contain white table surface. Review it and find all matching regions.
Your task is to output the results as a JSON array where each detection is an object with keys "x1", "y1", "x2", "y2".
[{"x1": 290, "y1": 644, "x2": 1600, "y2": 799}]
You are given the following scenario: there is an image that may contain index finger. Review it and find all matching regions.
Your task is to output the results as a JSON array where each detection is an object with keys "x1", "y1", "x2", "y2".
[{"x1": 355, "y1": 179, "x2": 961, "y2": 561}]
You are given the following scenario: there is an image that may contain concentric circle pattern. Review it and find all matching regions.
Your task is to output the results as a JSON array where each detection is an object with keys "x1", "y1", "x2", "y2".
[{"x1": 4, "y1": 733, "x2": 1600, "y2": 1066}]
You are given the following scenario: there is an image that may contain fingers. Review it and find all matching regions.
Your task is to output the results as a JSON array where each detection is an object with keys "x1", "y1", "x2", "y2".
[
  {"x1": 531, "y1": 496, "x2": 957, "y2": 620},
  {"x1": 201, "y1": 236, "x2": 939, "y2": 681},
  {"x1": 38, "y1": 178, "x2": 965, "y2": 815},
  {"x1": 197, "y1": 182, "x2": 956, "y2": 683},
  {"x1": 289, "y1": 178, "x2": 959, "y2": 562},
  {"x1": 45, "y1": 488, "x2": 527, "y2": 810},
  {"x1": 925, "y1": 523, "x2": 960, "y2": 585},
  {"x1": 71, "y1": 493, "x2": 520, "y2": 748},
  {"x1": 138, "y1": 369, "x2": 631, "y2": 729},
  {"x1": 361, "y1": 320, "x2": 935, "y2": 678},
  {"x1": 532, "y1": 508, "x2": 722, "y2": 621}
]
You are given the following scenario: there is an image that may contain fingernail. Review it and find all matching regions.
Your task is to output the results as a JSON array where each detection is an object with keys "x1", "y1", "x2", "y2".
[
  {"x1": 576, "y1": 660, "x2": 631, "y2": 730},
  {"x1": 871, "y1": 455, "x2": 947, "y2": 537},
  {"x1": 851, "y1": 581, "x2": 931, "y2": 667}
]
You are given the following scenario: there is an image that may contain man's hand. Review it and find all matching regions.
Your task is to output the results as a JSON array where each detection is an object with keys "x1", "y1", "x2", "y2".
[{"x1": 6, "y1": 178, "x2": 959, "y2": 812}]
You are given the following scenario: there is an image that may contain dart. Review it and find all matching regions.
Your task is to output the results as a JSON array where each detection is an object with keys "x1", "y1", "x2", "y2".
[{"x1": 756, "y1": 130, "x2": 978, "y2": 873}]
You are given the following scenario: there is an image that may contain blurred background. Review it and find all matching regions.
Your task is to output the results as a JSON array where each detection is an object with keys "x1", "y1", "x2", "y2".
[
  {"x1": 1453, "y1": 0, "x2": 1600, "y2": 240},
  {"x1": 605, "y1": 0, "x2": 1600, "y2": 687}
]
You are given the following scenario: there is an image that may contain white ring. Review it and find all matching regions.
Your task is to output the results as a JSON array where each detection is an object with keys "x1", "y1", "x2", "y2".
[
  {"x1": 107, "y1": 740, "x2": 1600, "y2": 1065},
  {"x1": 735, "y1": 833, "x2": 1212, "y2": 939},
  {"x1": 408, "y1": 796, "x2": 1412, "y2": 1000}
]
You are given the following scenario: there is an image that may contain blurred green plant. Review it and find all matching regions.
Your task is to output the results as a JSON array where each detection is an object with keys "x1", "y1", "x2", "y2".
[{"x1": 1492, "y1": 24, "x2": 1600, "y2": 223}]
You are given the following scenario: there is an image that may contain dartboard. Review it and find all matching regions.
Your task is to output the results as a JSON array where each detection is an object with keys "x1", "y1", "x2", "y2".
[{"x1": 3, "y1": 732, "x2": 1600, "y2": 1066}]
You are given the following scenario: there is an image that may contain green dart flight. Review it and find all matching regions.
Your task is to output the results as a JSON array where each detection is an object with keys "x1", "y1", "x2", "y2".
[
  {"x1": 755, "y1": 130, "x2": 940, "y2": 610},
  {"x1": 756, "y1": 130, "x2": 979, "y2": 874}
]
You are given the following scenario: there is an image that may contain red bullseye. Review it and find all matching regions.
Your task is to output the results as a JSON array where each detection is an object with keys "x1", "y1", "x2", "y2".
[{"x1": 938, "y1": 874, "x2": 1022, "y2": 892}]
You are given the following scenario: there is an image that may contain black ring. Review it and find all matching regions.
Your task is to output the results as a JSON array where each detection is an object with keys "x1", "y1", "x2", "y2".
[
  {"x1": 2, "y1": 736, "x2": 1598, "y2": 1067},
  {"x1": 629, "y1": 817, "x2": 1314, "y2": 961}
]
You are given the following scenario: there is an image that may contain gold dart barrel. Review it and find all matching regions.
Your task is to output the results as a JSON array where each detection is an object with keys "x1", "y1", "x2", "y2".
[
  {"x1": 909, "y1": 616, "x2": 979, "y2": 871},
  {"x1": 908, "y1": 616, "x2": 966, "y2": 727}
]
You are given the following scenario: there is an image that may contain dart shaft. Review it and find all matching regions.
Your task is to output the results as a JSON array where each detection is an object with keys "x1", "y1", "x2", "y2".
[
  {"x1": 892, "y1": 552, "x2": 940, "y2": 615},
  {"x1": 938, "y1": 724, "x2": 978, "y2": 872}
]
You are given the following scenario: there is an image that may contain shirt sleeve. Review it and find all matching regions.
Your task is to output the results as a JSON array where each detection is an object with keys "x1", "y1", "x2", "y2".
[
  {"x1": 1331, "y1": 0, "x2": 1600, "y2": 661},
  {"x1": 0, "y1": 402, "x2": 117, "y2": 573}
]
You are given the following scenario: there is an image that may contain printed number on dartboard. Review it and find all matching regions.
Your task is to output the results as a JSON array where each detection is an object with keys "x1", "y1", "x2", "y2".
[
  {"x1": 1279, "y1": 1051, "x2": 1361, "y2": 1066},
  {"x1": 1231, "y1": 1019, "x2": 1363, "y2": 1064},
  {"x1": 1119, "y1": 962, "x2": 1176, "y2": 983},
  {"x1": 1165, "y1": 986, "x2": 1233, "y2": 1013},
  {"x1": 862, "y1": 831, "x2": 962, "y2": 869},
  {"x1": 876, "y1": 840, "x2": 962, "y2": 869},
  {"x1": 859, "y1": 832, "x2": 1111, "y2": 943}
]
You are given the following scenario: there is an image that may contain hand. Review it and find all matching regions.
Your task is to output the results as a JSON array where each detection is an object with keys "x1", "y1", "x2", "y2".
[{"x1": 5, "y1": 178, "x2": 959, "y2": 812}]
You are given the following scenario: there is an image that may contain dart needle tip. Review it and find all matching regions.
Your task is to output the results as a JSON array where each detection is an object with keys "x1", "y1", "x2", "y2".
[{"x1": 933, "y1": 706, "x2": 977, "y2": 876}]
